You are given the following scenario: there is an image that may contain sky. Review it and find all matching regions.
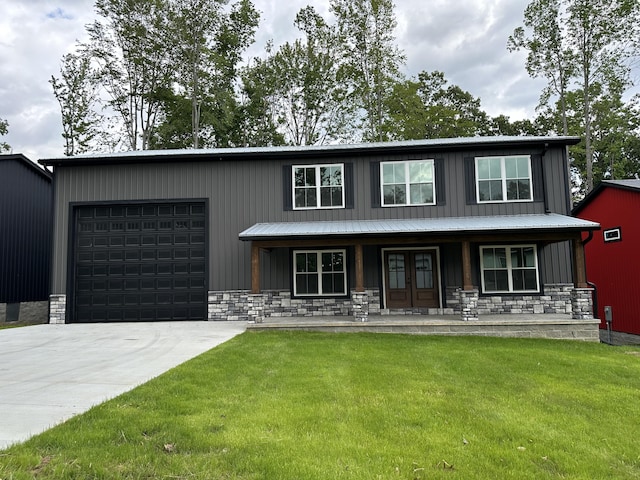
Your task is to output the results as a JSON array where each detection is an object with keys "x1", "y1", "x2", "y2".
[{"x1": 0, "y1": 0, "x2": 545, "y2": 162}]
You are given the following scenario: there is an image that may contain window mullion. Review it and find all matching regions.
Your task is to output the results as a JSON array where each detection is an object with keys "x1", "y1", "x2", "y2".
[
  {"x1": 505, "y1": 246, "x2": 514, "y2": 292},
  {"x1": 501, "y1": 157, "x2": 507, "y2": 202},
  {"x1": 315, "y1": 252, "x2": 322, "y2": 295},
  {"x1": 405, "y1": 163, "x2": 411, "y2": 205},
  {"x1": 315, "y1": 166, "x2": 321, "y2": 207}
]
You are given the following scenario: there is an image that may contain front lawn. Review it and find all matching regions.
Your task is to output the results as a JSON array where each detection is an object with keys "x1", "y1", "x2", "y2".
[{"x1": 1, "y1": 332, "x2": 639, "y2": 479}]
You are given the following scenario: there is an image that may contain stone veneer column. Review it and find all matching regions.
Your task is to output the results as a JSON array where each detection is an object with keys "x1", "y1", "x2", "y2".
[
  {"x1": 459, "y1": 289, "x2": 479, "y2": 321},
  {"x1": 571, "y1": 288, "x2": 594, "y2": 320},
  {"x1": 49, "y1": 294, "x2": 67, "y2": 324},
  {"x1": 351, "y1": 290, "x2": 369, "y2": 322},
  {"x1": 247, "y1": 294, "x2": 265, "y2": 323}
]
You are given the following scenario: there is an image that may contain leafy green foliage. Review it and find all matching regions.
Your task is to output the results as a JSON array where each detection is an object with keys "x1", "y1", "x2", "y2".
[
  {"x1": 510, "y1": 0, "x2": 640, "y2": 193},
  {"x1": 332, "y1": 0, "x2": 406, "y2": 142},
  {"x1": 160, "y1": 0, "x2": 259, "y2": 148},
  {"x1": 84, "y1": 0, "x2": 176, "y2": 150},
  {"x1": 537, "y1": 82, "x2": 640, "y2": 197},
  {"x1": 384, "y1": 71, "x2": 489, "y2": 139},
  {"x1": 0, "y1": 117, "x2": 10, "y2": 153},
  {"x1": 242, "y1": 7, "x2": 353, "y2": 146},
  {"x1": 50, "y1": 52, "x2": 103, "y2": 156},
  {"x1": 2, "y1": 333, "x2": 640, "y2": 479}
]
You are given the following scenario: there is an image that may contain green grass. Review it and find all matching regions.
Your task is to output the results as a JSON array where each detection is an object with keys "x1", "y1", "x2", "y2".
[
  {"x1": 0, "y1": 321, "x2": 44, "y2": 330},
  {"x1": 1, "y1": 332, "x2": 640, "y2": 479}
]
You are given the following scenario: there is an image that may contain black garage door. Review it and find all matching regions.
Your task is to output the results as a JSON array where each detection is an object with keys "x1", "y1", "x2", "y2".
[{"x1": 72, "y1": 202, "x2": 207, "y2": 322}]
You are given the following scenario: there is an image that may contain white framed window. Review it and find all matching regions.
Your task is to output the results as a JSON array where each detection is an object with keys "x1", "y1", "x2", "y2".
[
  {"x1": 293, "y1": 164, "x2": 344, "y2": 209},
  {"x1": 480, "y1": 245, "x2": 539, "y2": 293},
  {"x1": 476, "y1": 156, "x2": 532, "y2": 203},
  {"x1": 603, "y1": 228, "x2": 621, "y2": 243},
  {"x1": 381, "y1": 159, "x2": 435, "y2": 206},
  {"x1": 293, "y1": 249, "x2": 347, "y2": 296}
]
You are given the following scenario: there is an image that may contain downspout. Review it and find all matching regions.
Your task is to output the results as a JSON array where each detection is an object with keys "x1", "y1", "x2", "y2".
[{"x1": 540, "y1": 143, "x2": 550, "y2": 213}]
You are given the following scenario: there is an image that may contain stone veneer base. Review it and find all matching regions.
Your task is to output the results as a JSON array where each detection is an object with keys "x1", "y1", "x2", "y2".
[
  {"x1": 0, "y1": 301, "x2": 49, "y2": 323},
  {"x1": 248, "y1": 317, "x2": 602, "y2": 342},
  {"x1": 207, "y1": 284, "x2": 592, "y2": 323},
  {"x1": 49, "y1": 294, "x2": 67, "y2": 324}
]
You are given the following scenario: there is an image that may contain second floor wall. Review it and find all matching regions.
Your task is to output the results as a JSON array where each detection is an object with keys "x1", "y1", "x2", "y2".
[{"x1": 48, "y1": 139, "x2": 574, "y2": 291}]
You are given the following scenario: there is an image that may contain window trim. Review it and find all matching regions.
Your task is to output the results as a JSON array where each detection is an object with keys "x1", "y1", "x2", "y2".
[
  {"x1": 380, "y1": 159, "x2": 436, "y2": 207},
  {"x1": 292, "y1": 163, "x2": 345, "y2": 210},
  {"x1": 479, "y1": 244, "x2": 540, "y2": 294},
  {"x1": 603, "y1": 227, "x2": 621, "y2": 243},
  {"x1": 293, "y1": 249, "x2": 348, "y2": 297},
  {"x1": 475, "y1": 155, "x2": 533, "y2": 203}
]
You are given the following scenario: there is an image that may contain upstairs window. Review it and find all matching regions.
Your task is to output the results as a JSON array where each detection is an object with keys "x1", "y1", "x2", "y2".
[
  {"x1": 480, "y1": 245, "x2": 539, "y2": 293},
  {"x1": 381, "y1": 159, "x2": 435, "y2": 206},
  {"x1": 293, "y1": 164, "x2": 344, "y2": 209},
  {"x1": 476, "y1": 156, "x2": 532, "y2": 203}
]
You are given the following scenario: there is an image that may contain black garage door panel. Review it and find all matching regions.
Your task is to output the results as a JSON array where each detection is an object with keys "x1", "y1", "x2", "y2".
[{"x1": 72, "y1": 203, "x2": 207, "y2": 322}]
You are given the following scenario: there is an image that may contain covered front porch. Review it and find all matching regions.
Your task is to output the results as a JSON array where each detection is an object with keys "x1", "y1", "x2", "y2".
[{"x1": 236, "y1": 214, "x2": 599, "y2": 329}]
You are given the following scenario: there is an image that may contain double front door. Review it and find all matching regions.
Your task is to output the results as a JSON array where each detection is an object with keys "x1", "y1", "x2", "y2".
[{"x1": 384, "y1": 249, "x2": 440, "y2": 308}]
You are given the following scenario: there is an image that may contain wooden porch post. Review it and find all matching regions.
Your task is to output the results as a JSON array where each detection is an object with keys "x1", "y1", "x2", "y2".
[
  {"x1": 354, "y1": 243, "x2": 364, "y2": 292},
  {"x1": 251, "y1": 243, "x2": 260, "y2": 294},
  {"x1": 461, "y1": 240, "x2": 473, "y2": 290},
  {"x1": 573, "y1": 237, "x2": 588, "y2": 288}
]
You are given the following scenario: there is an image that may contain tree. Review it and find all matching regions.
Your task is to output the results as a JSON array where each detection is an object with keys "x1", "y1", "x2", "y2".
[
  {"x1": 0, "y1": 118, "x2": 9, "y2": 153},
  {"x1": 50, "y1": 52, "x2": 103, "y2": 156},
  {"x1": 508, "y1": 0, "x2": 573, "y2": 137},
  {"x1": 487, "y1": 115, "x2": 545, "y2": 137},
  {"x1": 236, "y1": 56, "x2": 286, "y2": 147},
  {"x1": 331, "y1": 0, "x2": 405, "y2": 142},
  {"x1": 85, "y1": 0, "x2": 176, "y2": 150},
  {"x1": 510, "y1": 0, "x2": 640, "y2": 192},
  {"x1": 537, "y1": 82, "x2": 640, "y2": 196},
  {"x1": 383, "y1": 71, "x2": 489, "y2": 140},
  {"x1": 166, "y1": 0, "x2": 259, "y2": 148},
  {"x1": 250, "y1": 6, "x2": 352, "y2": 145}
]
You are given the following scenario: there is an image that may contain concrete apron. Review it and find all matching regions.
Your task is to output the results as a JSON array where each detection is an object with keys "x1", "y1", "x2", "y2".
[{"x1": 0, "y1": 321, "x2": 247, "y2": 449}]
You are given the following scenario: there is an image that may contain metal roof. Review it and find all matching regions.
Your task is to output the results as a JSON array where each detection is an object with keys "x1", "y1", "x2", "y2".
[
  {"x1": 602, "y1": 179, "x2": 640, "y2": 190},
  {"x1": 572, "y1": 179, "x2": 640, "y2": 215},
  {"x1": 1, "y1": 153, "x2": 52, "y2": 181},
  {"x1": 239, "y1": 213, "x2": 599, "y2": 240},
  {"x1": 39, "y1": 135, "x2": 581, "y2": 167}
]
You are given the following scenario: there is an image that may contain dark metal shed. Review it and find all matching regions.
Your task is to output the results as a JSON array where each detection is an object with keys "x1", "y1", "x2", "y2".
[{"x1": 0, "y1": 154, "x2": 52, "y2": 321}]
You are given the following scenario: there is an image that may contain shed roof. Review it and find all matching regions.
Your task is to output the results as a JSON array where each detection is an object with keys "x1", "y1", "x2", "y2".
[
  {"x1": 40, "y1": 135, "x2": 581, "y2": 167},
  {"x1": 572, "y1": 179, "x2": 640, "y2": 215},
  {"x1": 239, "y1": 213, "x2": 599, "y2": 241}
]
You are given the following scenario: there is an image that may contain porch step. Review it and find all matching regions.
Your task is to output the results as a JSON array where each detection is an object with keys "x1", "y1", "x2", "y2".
[{"x1": 246, "y1": 314, "x2": 601, "y2": 341}]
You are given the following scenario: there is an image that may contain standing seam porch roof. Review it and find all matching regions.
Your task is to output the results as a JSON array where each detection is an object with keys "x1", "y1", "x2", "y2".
[{"x1": 239, "y1": 214, "x2": 599, "y2": 240}]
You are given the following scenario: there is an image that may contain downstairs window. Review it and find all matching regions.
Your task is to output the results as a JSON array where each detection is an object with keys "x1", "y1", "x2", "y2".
[
  {"x1": 293, "y1": 250, "x2": 347, "y2": 296},
  {"x1": 480, "y1": 245, "x2": 539, "y2": 293}
]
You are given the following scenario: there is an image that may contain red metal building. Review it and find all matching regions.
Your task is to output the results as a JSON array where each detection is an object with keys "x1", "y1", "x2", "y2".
[{"x1": 573, "y1": 180, "x2": 640, "y2": 335}]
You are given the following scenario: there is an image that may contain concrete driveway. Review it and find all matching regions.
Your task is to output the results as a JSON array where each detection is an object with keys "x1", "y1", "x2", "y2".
[{"x1": 0, "y1": 321, "x2": 247, "y2": 449}]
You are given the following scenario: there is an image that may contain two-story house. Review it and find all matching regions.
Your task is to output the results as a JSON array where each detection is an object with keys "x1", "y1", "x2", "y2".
[{"x1": 40, "y1": 136, "x2": 600, "y2": 339}]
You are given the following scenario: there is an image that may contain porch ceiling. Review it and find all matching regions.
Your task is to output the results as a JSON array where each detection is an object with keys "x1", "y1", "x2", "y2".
[{"x1": 239, "y1": 213, "x2": 599, "y2": 241}]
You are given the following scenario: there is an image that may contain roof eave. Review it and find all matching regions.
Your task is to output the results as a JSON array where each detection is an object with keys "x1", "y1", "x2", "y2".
[
  {"x1": 39, "y1": 136, "x2": 582, "y2": 167},
  {"x1": 239, "y1": 225, "x2": 600, "y2": 242}
]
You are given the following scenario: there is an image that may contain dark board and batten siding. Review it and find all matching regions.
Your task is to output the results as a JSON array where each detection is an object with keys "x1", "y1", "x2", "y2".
[
  {"x1": 0, "y1": 156, "x2": 52, "y2": 303},
  {"x1": 50, "y1": 144, "x2": 574, "y2": 294}
]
